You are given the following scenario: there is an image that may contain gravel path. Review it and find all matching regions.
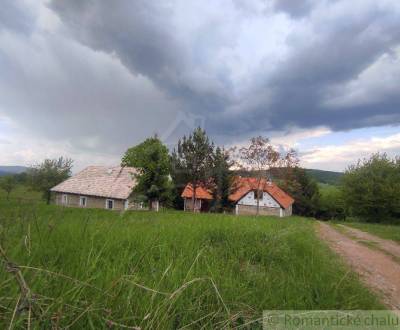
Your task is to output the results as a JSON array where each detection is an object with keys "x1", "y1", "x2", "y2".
[{"x1": 318, "y1": 222, "x2": 400, "y2": 309}]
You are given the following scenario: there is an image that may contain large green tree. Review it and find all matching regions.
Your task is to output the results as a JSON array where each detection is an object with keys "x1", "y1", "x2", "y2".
[
  {"x1": 122, "y1": 136, "x2": 172, "y2": 208},
  {"x1": 28, "y1": 157, "x2": 73, "y2": 204},
  {"x1": 211, "y1": 147, "x2": 235, "y2": 212},
  {"x1": 171, "y1": 127, "x2": 214, "y2": 212},
  {"x1": 280, "y1": 167, "x2": 320, "y2": 217},
  {"x1": 341, "y1": 153, "x2": 400, "y2": 222},
  {"x1": 0, "y1": 175, "x2": 17, "y2": 200}
]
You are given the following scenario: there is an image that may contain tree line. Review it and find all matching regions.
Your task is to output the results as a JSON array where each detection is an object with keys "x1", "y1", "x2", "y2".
[
  {"x1": 122, "y1": 129, "x2": 300, "y2": 214},
  {"x1": 1, "y1": 128, "x2": 399, "y2": 223}
]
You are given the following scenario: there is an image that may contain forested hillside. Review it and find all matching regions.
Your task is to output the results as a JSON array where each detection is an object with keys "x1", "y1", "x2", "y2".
[
  {"x1": 305, "y1": 169, "x2": 343, "y2": 185},
  {"x1": 0, "y1": 166, "x2": 28, "y2": 176}
]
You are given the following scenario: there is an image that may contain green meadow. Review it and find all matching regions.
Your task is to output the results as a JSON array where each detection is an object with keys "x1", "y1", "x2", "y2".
[{"x1": 0, "y1": 190, "x2": 382, "y2": 329}]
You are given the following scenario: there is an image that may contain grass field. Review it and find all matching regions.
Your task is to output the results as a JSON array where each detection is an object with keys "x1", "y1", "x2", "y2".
[
  {"x1": 0, "y1": 184, "x2": 42, "y2": 202},
  {"x1": 343, "y1": 222, "x2": 400, "y2": 243},
  {"x1": 0, "y1": 190, "x2": 384, "y2": 329}
]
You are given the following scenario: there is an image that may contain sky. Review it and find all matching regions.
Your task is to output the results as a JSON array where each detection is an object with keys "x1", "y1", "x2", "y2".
[{"x1": 0, "y1": 0, "x2": 399, "y2": 172}]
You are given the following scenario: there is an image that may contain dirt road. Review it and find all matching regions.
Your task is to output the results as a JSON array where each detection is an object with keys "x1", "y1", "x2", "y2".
[
  {"x1": 336, "y1": 224, "x2": 400, "y2": 260},
  {"x1": 318, "y1": 222, "x2": 400, "y2": 309}
]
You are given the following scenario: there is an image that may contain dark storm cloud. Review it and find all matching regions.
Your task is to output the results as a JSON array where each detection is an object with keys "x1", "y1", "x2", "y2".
[
  {"x1": 0, "y1": 30, "x2": 182, "y2": 156},
  {"x1": 264, "y1": 5, "x2": 400, "y2": 132},
  {"x1": 50, "y1": 1, "x2": 178, "y2": 79},
  {"x1": 0, "y1": 0, "x2": 35, "y2": 34},
  {"x1": 49, "y1": 0, "x2": 230, "y2": 116},
  {"x1": 272, "y1": 0, "x2": 314, "y2": 18},
  {"x1": 0, "y1": 0, "x2": 400, "y2": 162},
  {"x1": 47, "y1": 0, "x2": 400, "y2": 142}
]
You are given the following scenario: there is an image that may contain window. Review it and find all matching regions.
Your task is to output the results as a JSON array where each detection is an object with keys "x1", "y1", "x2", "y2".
[
  {"x1": 254, "y1": 190, "x2": 263, "y2": 200},
  {"x1": 80, "y1": 196, "x2": 87, "y2": 207},
  {"x1": 62, "y1": 194, "x2": 68, "y2": 205},
  {"x1": 106, "y1": 199, "x2": 114, "y2": 210}
]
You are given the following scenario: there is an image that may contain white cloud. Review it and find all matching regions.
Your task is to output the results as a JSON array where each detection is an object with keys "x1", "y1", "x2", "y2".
[
  {"x1": 301, "y1": 132, "x2": 400, "y2": 171},
  {"x1": 270, "y1": 126, "x2": 331, "y2": 148}
]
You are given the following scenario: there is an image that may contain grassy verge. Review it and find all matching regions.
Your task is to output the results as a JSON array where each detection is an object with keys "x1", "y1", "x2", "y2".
[
  {"x1": 0, "y1": 199, "x2": 383, "y2": 328},
  {"x1": 342, "y1": 222, "x2": 400, "y2": 243}
]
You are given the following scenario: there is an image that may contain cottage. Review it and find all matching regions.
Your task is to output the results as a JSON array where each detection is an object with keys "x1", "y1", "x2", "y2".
[
  {"x1": 181, "y1": 184, "x2": 213, "y2": 212},
  {"x1": 50, "y1": 166, "x2": 139, "y2": 211},
  {"x1": 181, "y1": 177, "x2": 294, "y2": 217},
  {"x1": 229, "y1": 177, "x2": 294, "y2": 217}
]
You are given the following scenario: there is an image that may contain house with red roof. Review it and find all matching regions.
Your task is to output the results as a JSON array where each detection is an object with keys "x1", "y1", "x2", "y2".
[
  {"x1": 181, "y1": 176, "x2": 294, "y2": 217},
  {"x1": 181, "y1": 184, "x2": 213, "y2": 212}
]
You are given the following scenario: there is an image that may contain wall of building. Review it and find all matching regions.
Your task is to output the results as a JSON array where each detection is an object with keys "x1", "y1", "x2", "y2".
[
  {"x1": 237, "y1": 204, "x2": 281, "y2": 216},
  {"x1": 281, "y1": 204, "x2": 292, "y2": 217},
  {"x1": 237, "y1": 190, "x2": 280, "y2": 208},
  {"x1": 183, "y1": 198, "x2": 202, "y2": 211},
  {"x1": 54, "y1": 192, "x2": 125, "y2": 211}
]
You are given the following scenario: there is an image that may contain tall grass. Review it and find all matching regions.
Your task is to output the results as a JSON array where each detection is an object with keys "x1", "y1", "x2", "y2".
[{"x1": 0, "y1": 198, "x2": 382, "y2": 329}]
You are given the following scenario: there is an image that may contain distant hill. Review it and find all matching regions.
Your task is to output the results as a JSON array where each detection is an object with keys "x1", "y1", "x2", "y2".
[
  {"x1": 234, "y1": 168, "x2": 343, "y2": 185},
  {"x1": 305, "y1": 169, "x2": 343, "y2": 185},
  {"x1": 0, "y1": 166, "x2": 28, "y2": 176}
]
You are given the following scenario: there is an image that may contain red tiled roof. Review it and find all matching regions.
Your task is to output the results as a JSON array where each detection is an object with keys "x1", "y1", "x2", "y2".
[
  {"x1": 181, "y1": 177, "x2": 294, "y2": 209},
  {"x1": 228, "y1": 177, "x2": 294, "y2": 209},
  {"x1": 181, "y1": 184, "x2": 213, "y2": 200}
]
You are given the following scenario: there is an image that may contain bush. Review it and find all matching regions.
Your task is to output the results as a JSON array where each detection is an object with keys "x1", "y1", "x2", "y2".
[
  {"x1": 317, "y1": 184, "x2": 346, "y2": 220},
  {"x1": 341, "y1": 153, "x2": 400, "y2": 222},
  {"x1": 279, "y1": 167, "x2": 321, "y2": 217}
]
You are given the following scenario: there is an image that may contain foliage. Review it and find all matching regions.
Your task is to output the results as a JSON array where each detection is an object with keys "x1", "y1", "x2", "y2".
[
  {"x1": 12, "y1": 171, "x2": 29, "y2": 184},
  {"x1": 0, "y1": 199, "x2": 382, "y2": 328},
  {"x1": 280, "y1": 167, "x2": 320, "y2": 217},
  {"x1": 28, "y1": 157, "x2": 73, "y2": 204},
  {"x1": 210, "y1": 147, "x2": 235, "y2": 212},
  {"x1": 317, "y1": 184, "x2": 346, "y2": 220},
  {"x1": 0, "y1": 175, "x2": 17, "y2": 200},
  {"x1": 305, "y1": 169, "x2": 343, "y2": 185},
  {"x1": 122, "y1": 136, "x2": 172, "y2": 207},
  {"x1": 341, "y1": 153, "x2": 400, "y2": 222},
  {"x1": 171, "y1": 127, "x2": 214, "y2": 211},
  {"x1": 170, "y1": 152, "x2": 189, "y2": 210}
]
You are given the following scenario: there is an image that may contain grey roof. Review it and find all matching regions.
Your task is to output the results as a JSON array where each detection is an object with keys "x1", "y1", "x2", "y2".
[{"x1": 50, "y1": 166, "x2": 137, "y2": 199}]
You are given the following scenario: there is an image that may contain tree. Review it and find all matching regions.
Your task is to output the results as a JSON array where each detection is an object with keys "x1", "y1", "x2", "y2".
[
  {"x1": 172, "y1": 127, "x2": 214, "y2": 212},
  {"x1": 234, "y1": 136, "x2": 298, "y2": 215},
  {"x1": 122, "y1": 136, "x2": 172, "y2": 209},
  {"x1": 28, "y1": 157, "x2": 73, "y2": 204},
  {"x1": 211, "y1": 147, "x2": 235, "y2": 212},
  {"x1": 341, "y1": 153, "x2": 400, "y2": 222},
  {"x1": 0, "y1": 175, "x2": 17, "y2": 200},
  {"x1": 280, "y1": 167, "x2": 320, "y2": 217},
  {"x1": 317, "y1": 184, "x2": 346, "y2": 220},
  {"x1": 282, "y1": 167, "x2": 320, "y2": 217},
  {"x1": 170, "y1": 151, "x2": 187, "y2": 210}
]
